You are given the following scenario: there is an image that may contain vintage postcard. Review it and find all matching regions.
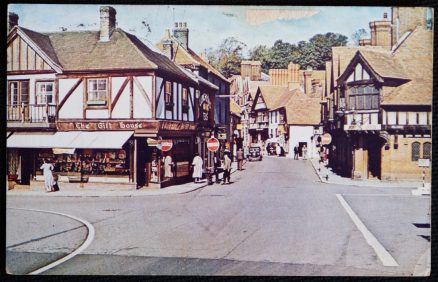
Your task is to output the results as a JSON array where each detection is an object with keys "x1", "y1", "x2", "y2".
[{"x1": 6, "y1": 4, "x2": 432, "y2": 276}]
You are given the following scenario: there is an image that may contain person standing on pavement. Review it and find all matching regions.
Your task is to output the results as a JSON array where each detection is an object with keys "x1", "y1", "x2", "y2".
[
  {"x1": 40, "y1": 158, "x2": 55, "y2": 192},
  {"x1": 163, "y1": 152, "x2": 174, "y2": 180},
  {"x1": 192, "y1": 153, "x2": 203, "y2": 183},
  {"x1": 276, "y1": 144, "x2": 281, "y2": 156},
  {"x1": 237, "y1": 148, "x2": 244, "y2": 170},
  {"x1": 222, "y1": 152, "x2": 232, "y2": 184},
  {"x1": 293, "y1": 145, "x2": 299, "y2": 160},
  {"x1": 302, "y1": 145, "x2": 308, "y2": 160}
]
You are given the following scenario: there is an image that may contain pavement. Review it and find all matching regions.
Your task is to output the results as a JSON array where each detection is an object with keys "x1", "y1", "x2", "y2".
[
  {"x1": 7, "y1": 163, "x2": 239, "y2": 197},
  {"x1": 309, "y1": 158, "x2": 424, "y2": 188}
]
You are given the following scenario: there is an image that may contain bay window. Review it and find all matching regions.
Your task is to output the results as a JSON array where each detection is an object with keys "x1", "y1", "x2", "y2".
[{"x1": 347, "y1": 84, "x2": 379, "y2": 110}]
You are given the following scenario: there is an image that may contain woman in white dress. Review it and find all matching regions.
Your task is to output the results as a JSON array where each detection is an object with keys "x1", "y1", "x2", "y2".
[
  {"x1": 40, "y1": 159, "x2": 55, "y2": 192},
  {"x1": 163, "y1": 153, "x2": 174, "y2": 179},
  {"x1": 192, "y1": 153, "x2": 203, "y2": 183}
]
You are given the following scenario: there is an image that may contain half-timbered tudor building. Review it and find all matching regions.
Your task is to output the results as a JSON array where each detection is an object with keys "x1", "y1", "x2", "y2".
[
  {"x1": 156, "y1": 24, "x2": 231, "y2": 162},
  {"x1": 325, "y1": 8, "x2": 433, "y2": 181},
  {"x1": 6, "y1": 6, "x2": 217, "y2": 189}
]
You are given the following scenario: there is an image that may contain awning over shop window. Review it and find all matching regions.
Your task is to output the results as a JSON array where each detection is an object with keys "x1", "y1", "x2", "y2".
[
  {"x1": 53, "y1": 131, "x2": 134, "y2": 149},
  {"x1": 7, "y1": 132, "x2": 57, "y2": 148},
  {"x1": 7, "y1": 131, "x2": 134, "y2": 149}
]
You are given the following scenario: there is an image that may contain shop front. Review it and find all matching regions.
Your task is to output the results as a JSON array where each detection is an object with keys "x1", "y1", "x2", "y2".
[{"x1": 7, "y1": 120, "x2": 198, "y2": 190}]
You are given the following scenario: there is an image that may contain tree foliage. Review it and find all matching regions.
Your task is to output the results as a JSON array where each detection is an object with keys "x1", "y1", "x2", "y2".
[
  {"x1": 206, "y1": 37, "x2": 247, "y2": 78},
  {"x1": 351, "y1": 28, "x2": 369, "y2": 46},
  {"x1": 207, "y1": 32, "x2": 348, "y2": 77}
]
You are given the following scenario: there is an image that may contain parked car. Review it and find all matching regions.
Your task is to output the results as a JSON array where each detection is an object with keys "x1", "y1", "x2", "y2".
[{"x1": 248, "y1": 146, "x2": 262, "y2": 161}]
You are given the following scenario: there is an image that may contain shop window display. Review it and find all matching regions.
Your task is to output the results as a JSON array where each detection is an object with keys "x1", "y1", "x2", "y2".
[{"x1": 36, "y1": 149, "x2": 129, "y2": 176}]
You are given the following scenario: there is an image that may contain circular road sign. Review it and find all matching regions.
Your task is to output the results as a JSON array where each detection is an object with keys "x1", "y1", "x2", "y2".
[
  {"x1": 160, "y1": 140, "x2": 173, "y2": 152},
  {"x1": 321, "y1": 133, "x2": 332, "y2": 145},
  {"x1": 207, "y1": 137, "x2": 220, "y2": 152}
]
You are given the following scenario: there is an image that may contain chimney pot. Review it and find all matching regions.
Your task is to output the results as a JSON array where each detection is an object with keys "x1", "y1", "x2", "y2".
[
  {"x1": 174, "y1": 22, "x2": 178, "y2": 28},
  {"x1": 383, "y1": 12, "x2": 388, "y2": 19},
  {"x1": 8, "y1": 12, "x2": 19, "y2": 33},
  {"x1": 173, "y1": 21, "x2": 189, "y2": 49}
]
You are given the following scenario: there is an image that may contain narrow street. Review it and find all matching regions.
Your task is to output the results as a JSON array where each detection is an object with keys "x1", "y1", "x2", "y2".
[{"x1": 6, "y1": 157, "x2": 430, "y2": 275}]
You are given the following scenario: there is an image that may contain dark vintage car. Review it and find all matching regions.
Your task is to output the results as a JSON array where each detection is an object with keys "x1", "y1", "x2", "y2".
[{"x1": 248, "y1": 146, "x2": 262, "y2": 161}]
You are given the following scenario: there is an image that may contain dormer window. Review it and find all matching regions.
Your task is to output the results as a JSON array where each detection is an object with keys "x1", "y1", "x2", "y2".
[{"x1": 87, "y1": 78, "x2": 107, "y2": 105}]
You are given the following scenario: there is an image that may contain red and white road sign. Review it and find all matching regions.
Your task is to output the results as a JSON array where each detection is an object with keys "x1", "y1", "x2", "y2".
[
  {"x1": 160, "y1": 140, "x2": 173, "y2": 152},
  {"x1": 207, "y1": 137, "x2": 220, "y2": 152}
]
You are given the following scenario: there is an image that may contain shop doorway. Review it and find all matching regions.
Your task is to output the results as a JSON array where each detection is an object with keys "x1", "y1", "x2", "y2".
[
  {"x1": 367, "y1": 140, "x2": 381, "y2": 179},
  {"x1": 20, "y1": 149, "x2": 33, "y2": 185},
  {"x1": 298, "y1": 142, "x2": 307, "y2": 157},
  {"x1": 136, "y1": 138, "x2": 147, "y2": 188}
]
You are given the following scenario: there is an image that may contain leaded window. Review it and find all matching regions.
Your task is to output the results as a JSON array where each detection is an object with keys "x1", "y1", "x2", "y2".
[
  {"x1": 347, "y1": 84, "x2": 379, "y2": 110},
  {"x1": 412, "y1": 142, "x2": 420, "y2": 161},
  {"x1": 423, "y1": 142, "x2": 431, "y2": 159}
]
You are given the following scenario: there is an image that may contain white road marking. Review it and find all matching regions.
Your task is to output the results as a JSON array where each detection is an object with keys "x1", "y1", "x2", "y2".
[
  {"x1": 335, "y1": 194, "x2": 399, "y2": 267},
  {"x1": 8, "y1": 207, "x2": 95, "y2": 275}
]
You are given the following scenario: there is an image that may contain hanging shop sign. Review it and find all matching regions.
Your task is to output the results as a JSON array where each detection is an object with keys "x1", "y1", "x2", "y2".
[
  {"x1": 218, "y1": 132, "x2": 227, "y2": 140},
  {"x1": 147, "y1": 138, "x2": 160, "y2": 146},
  {"x1": 160, "y1": 140, "x2": 173, "y2": 152},
  {"x1": 207, "y1": 137, "x2": 220, "y2": 152},
  {"x1": 199, "y1": 93, "x2": 212, "y2": 122},
  {"x1": 321, "y1": 133, "x2": 332, "y2": 145}
]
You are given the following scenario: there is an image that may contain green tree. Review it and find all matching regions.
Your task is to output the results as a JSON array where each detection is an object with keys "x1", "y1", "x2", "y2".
[
  {"x1": 248, "y1": 45, "x2": 271, "y2": 73},
  {"x1": 207, "y1": 37, "x2": 247, "y2": 78},
  {"x1": 351, "y1": 28, "x2": 369, "y2": 46}
]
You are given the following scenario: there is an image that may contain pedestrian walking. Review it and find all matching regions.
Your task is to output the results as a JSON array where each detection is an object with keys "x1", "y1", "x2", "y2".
[
  {"x1": 222, "y1": 152, "x2": 232, "y2": 184},
  {"x1": 191, "y1": 153, "x2": 203, "y2": 183},
  {"x1": 237, "y1": 148, "x2": 244, "y2": 170},
  {"x1": 40, "y1": 158, "x2": 55, "y2": 192},
  {"x1": 302, "y1": 145, "x2": 308, "y2": 160},
  {"x1": 214, "y1": 155, "x2": 222, "y2": 183},
  {"x1": 293, "y1": 146, "x2": 298, "y2": 160},
  {"x1": 163, "y1": 153, "x2": 174, "y2": 179}
]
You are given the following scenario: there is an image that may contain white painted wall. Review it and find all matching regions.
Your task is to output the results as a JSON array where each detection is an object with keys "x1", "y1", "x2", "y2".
[
  {"x1": 133, "y1": 77, "x2": 152, "y2": 119},
  {"x1": 288, "y1": 125, "x2": 319, "y2": 159},
  {"x1": 112, "y1": 82, "x2": 130, "y2": 119},
  {"x1": 59, "y1": 78, "x2": 83, "y2": 119},
  {"x1": 87, "y1": 109, "x2": 109, "y2": 119},
  {"x1": 156, "y1": 77, "x2": 164, "y2": 119}
]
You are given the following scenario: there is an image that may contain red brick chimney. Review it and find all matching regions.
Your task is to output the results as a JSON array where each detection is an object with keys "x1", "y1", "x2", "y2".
[{"x1": 99, "y1": 6, "x2": 117, "y2": 42}]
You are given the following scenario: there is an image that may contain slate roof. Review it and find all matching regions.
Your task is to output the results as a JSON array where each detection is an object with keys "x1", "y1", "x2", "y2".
[{"x1": 16, "y1": 27, "x2": 192, "y2": 80}]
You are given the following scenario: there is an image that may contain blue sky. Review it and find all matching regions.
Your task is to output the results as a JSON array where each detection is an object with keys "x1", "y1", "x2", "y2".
[{"x1": 8, "y1": 4, "x2": 389, "y2": 55}]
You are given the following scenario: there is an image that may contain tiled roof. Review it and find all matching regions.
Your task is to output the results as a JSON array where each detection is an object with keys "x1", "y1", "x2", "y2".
[
  {"x1": 230, "y1": 99, "x2": 242, "y2": 115},
  {"x1": 156, "y1": 34, "x2": 229, "y2": 83},
  {"x1": 284, "y1": 94, "x2": 321, "y2": 125},
  {"x1": 17, "y1": 27, "x2": 191, "y2": 80},
  {"x1": 248, "y1": 80, "x2": 270, "y2": 99},
  {"x1": 257, "y1": 85, "x2": 289, "y2": 109},
  {"x1": 359, "y1": 50, "x2": 409, "y2": 80},
  {"x1": 381, "y1": 79, "x2": 432, "y2": 106}
]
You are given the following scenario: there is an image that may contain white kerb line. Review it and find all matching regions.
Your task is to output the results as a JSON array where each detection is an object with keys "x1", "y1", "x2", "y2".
[
  {"x1": 9, "y1": 207, "x2": 95, "y2": 275},
  {"x1": 335, "y1": 194, "x2": 399, "y2": 267}
]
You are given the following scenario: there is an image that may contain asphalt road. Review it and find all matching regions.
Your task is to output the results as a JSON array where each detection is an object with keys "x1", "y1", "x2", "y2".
[{"x1": 6, "y1": 156, "x2": 430, "y2": 276}]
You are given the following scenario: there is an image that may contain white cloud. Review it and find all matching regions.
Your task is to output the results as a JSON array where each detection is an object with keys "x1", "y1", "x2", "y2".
[{"x1": 245, "y1": 9, "x2": 319, "y2": 25}]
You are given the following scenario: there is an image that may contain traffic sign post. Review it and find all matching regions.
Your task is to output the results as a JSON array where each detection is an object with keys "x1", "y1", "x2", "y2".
[{"x1": 207, "y1": 137, "x2": 220, "y2": 152}]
